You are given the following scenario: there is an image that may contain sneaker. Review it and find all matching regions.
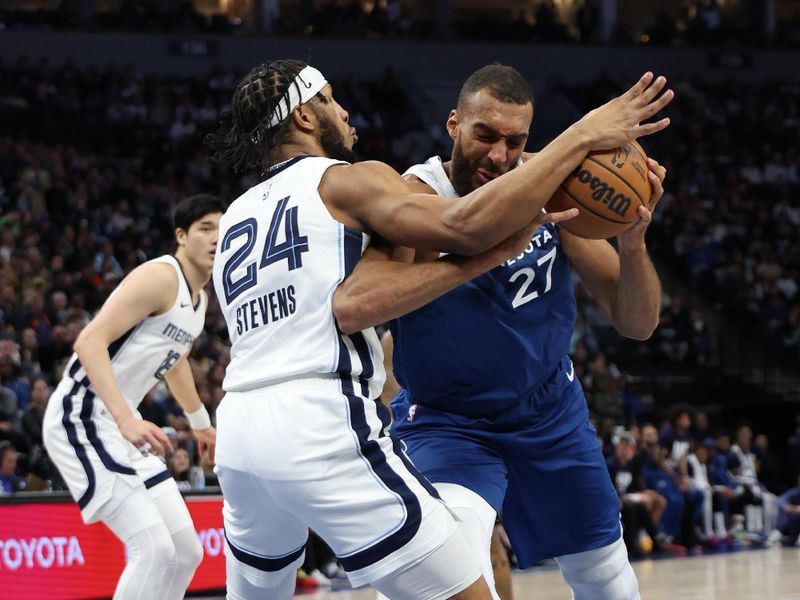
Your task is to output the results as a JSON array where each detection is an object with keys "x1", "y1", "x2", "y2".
[
  {"x1": 766, "y1": 529, "x2": 783, "y2": 547},
  {"x1": 308, "y1": 569, "x2": 332, "y2": 587},
  {"x1": 321, "y1": 560, "x2": 348, "y2": 580},
  {"x1": 296, "y1": 568, "x2": 319, "y2": 589}
]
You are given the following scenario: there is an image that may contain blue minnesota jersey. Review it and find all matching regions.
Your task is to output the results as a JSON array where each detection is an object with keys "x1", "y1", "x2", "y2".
[{"x1": 391, "y1": 157, "x2": 576, "y2": 415}]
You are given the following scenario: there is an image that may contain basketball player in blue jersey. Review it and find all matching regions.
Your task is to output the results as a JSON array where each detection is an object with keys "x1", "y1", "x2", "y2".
[
  {"x1": 334, "y1": 65, "x2": 668, "y2": 600},
  {"x1": 43, "y1": 195, "x2": 224, "y2": 600},
  {"x1": 205, "y1": 59, "x2": 672, "y2": 600}
]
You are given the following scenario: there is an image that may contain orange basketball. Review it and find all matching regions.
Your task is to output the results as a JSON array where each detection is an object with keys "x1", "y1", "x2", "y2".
[{"x1": 546, "y1": 141, "x2": 650, "y2": 239}]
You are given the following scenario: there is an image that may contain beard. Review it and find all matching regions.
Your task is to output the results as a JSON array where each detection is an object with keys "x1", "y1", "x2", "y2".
[
  {"x1": 318, "y1": 112, "x2": 357, "y2": 163},
  {"x1": 449, "y1": 138, "x2": 510, "y2": 196},
  {"x1": 449, "y1": 140, "x2": 478, "y2": 196}
]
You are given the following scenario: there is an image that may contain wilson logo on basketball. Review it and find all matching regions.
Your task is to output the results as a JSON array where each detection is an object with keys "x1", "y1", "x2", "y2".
[{"x1": 570, "y1": 166, "x2": 632, "y2": 218}]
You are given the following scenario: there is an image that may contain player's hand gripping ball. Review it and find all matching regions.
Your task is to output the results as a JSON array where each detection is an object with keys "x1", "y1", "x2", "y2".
[{"x1": 547, "y1": 141, "x2": 650, "y2": 239}]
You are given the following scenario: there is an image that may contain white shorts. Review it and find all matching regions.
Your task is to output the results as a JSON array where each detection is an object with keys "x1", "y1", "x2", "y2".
[
  {"x1": 215, "y1": 374, "x2": 457, "y2": 588},
  {"x1": 43, "y1": 377, "x2": 173, "y2": 523}
]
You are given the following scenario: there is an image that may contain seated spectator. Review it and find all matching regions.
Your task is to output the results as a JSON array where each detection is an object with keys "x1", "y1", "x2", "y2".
[
  {"x1": 731, "y1": 423, "x2": 779, "y2": 535},
  {"x1": 777, "y1": 477, "x2": 800, "y2": 547},
  {"x1": 168, "y1": 446, "x2": 192, "y2": 491},
  {"x1": 21, "y1": 375, "x2": 48, "y2": 446},
  {"x1": 0, "y1": 440, "x2": 25, "y2": 493},
  {"x1": 606, "y1": 431, "x2": 670, "y2": 556}
]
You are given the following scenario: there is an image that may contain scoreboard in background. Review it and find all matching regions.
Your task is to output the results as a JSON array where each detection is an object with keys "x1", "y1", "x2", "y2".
[{"x1": 0, "y1": 493, "x2": 225, "y2": 599}]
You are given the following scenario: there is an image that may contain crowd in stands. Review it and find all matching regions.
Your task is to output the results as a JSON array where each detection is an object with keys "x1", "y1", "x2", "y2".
[
  {"x1": 1, "y1": 58, "x2": 799, "y2": 567},
  {"x1": 602, "y1": 409, "x2": 800, "y2": 556},
  {"x1": 561, "y1": 74, "x2": 800, "y2": 365},
  {"x1": 2, "y1": 0, "x2": 799, "y2": 48}
]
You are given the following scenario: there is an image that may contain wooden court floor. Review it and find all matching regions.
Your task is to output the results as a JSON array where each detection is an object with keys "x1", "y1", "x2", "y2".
[{"x1": 294, "y1": 547, "x2": 800, "y2": 600}]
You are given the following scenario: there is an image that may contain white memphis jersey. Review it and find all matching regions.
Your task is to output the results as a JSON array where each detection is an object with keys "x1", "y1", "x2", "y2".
[
  {"x1": 213, "y1": 156, "x2": 386, "y2": 398},
  {"x1": 404, "y1": 156, "x2": 458, "y2": 198},
  {"x1": 62, "y1": 255, "x2": 207, "y2": 411}
]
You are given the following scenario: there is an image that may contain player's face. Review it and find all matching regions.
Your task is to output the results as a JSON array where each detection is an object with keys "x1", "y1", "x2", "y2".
[
  {"x1": 448, "y1": 90, "x2": 532, "y2": 196},
  {"x1": 183, "y1": 212, "x2": 221, "y2": 273},
  {"x1": 314, "y1": 84, "x2": 358, "y2": 162}
]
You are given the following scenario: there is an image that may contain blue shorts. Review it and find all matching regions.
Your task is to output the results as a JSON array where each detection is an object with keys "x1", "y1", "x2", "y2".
[{"x1": 392, "y1": 357, "x2": 621, "y2": 567}]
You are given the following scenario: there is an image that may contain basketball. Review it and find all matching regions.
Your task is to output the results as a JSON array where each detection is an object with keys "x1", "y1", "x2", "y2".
[{"x1": 546, "y1": 141, "x2": 651, "y2": 239}]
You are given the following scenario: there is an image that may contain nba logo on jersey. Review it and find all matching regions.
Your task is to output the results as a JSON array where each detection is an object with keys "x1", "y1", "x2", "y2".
[{"x1": 407, "y1": 404, "x2": 418, "y2": 422}]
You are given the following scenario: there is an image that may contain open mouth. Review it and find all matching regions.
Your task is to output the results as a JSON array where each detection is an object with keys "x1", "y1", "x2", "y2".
[{"x1": 476, "y1": 169, "x2": 499, "y2": 184}]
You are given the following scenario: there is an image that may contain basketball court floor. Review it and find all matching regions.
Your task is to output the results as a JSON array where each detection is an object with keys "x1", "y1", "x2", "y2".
[{"x1": 286, "y1": 547, "x2": 800, "y2": 600}]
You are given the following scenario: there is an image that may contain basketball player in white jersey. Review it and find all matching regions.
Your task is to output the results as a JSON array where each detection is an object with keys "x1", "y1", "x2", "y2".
[
  {"x1": 205, "y1": 59, "x2": 672, "y2": 600},
  {"x1": 43, "y1": 194, "x2": 225, "y2": 600}
]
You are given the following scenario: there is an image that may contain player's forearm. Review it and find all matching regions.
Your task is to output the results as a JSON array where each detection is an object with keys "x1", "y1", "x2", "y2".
[
  {"x1": 73, "y1": 335, "x2": 137, "y2": 425},
  {"x1": 445, "y1": 124, "x2": 591, "y2": 253},
  {"x1": 334, "y1": 254, "x2": 498, "y2": 335},
  {"x1": 163, "y1": 359, "x2": 204, "y2": 414},
  {"x1": 612, "y1": 244, "x2": 661, "y2": 340}
]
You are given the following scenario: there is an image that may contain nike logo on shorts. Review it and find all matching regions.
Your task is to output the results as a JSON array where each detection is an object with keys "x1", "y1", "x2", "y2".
[{"x1": 565, "y1": 360, "x2": 575, "y2": 382}]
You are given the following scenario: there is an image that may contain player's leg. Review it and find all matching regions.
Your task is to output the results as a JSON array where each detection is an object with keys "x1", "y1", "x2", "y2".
[
  {"x1": 503, "y1": 366, "x2": 638, "y2": 599},
  {"x1": 490, "y1": 525, "x2": 513, "y2": 600},
  {"x1": 374, "y1": 482, "x2": 500, "y2": 600},
  {"x1": 371, "y1": 524, "x2": 490, "y2": 600},
  {"x1": 276, "y1": 378, "x2": 490, "y2": 599},
  {"x1": 435, "y1": 483, "x2": 501, "y2": 600},
  {"x1": 100, "y1": 478, "x2": 179, "y2": 600},
  {"x1": 43, "y1": 381, "x2": 180, "y2": 598},
  {"x1": 216, "y1": 463, "x2": 308, "y2": 600},
  {"x1": 146, "y1": 476, "x2": 204, "y2": 599},
  {"x1": 555, "y1": 534, "x2": 640, "y2": 600}
]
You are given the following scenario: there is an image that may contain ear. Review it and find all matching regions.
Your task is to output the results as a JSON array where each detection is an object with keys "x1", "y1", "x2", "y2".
[
  {"x1": 446, "y1": 109, "x2": 459, "y2": 141},
  {"x1": 291, "y1": 104, "x2": 316, "y2": 133},
  {"x1": 175, "y1": 227, "x2": 187, "y2": 247}
]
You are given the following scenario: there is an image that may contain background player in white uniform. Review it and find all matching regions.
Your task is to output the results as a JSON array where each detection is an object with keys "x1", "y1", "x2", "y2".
[
  {"x1": 205, "y1": 58, "x2": 672, "y2": 600},
  {"x1": 43, "y1": 194, "x2": 224, "y2": 600}
]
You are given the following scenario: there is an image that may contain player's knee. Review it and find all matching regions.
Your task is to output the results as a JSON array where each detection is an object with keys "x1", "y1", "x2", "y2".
[
  {"x1": 175, "y1": 530, "x2": 203, "y2": 572},
  {"x1": 151, "y1": 531, "x2": 178, "y2": 565},
  {"x1": 556, "y1": 536, "x2": 639, "y2": 600}
]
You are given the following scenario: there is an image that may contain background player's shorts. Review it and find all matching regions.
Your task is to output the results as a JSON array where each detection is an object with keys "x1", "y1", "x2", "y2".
[
  {"x1": 392, "y1": 356, "x2": 621, "y2": 567},
  {"x1": 214, "y1": 374, "x2": 462, "y2": 589},
  {"x1": 43, "y1": 377, "x2": 173, "y2": 523}
]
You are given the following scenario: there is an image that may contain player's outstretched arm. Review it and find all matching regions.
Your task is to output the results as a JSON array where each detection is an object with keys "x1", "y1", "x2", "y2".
[
  {"x1": 163, "y1": 355, "x2": 216, "y2": 464},
  {"x1": 322, "y1": 73, "x2": 673, "y2": 255},
  {"x1": 73, "y1": 263, "x2": 176, "y2": 456},
  {"x1": 560, "y1": 157, "x2": 667, "y2": 340}
]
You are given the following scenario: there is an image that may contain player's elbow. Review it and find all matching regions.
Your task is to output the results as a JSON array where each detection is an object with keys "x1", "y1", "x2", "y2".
[
  {"x1": 333, "y1": 295, "x2": 369, "y2": 335},
  {"x1": 72, "y1": 330, "x2": 93, "y2": 358},
  {"x1": 617, "y1": 317, "x2": 659, "y2": 341}
]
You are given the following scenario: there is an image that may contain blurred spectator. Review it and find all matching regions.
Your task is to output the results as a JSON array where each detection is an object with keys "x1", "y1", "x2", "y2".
[
  {"x1": 777, "y1": 477, "x2": 800, "y2": 547},
  {"x1": 168, "y1": 447, "x2": 192, "y2": 491},
  {"x1": 0, "y1": 441, "x2": 24, "y2": 493},
  {"x1": 21, "y1": 375, "x2": 48, "y2": 447},
  {"x1": 754, "y1": 433, "x2": 785, "y2": 495}
]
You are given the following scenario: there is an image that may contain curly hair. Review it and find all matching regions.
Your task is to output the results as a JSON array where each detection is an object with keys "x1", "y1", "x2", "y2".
[{"x1": 205, "y1": 59, "x2": 310, "y2": 175}]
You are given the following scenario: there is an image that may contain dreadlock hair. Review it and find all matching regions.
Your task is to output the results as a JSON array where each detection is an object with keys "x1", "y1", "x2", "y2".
[
  {"x1": 457, "y1": 64, "x2": 534, "y2": 111},
  {"x1": 205, "y1": 59, "x2": 312, "y2": 175}
]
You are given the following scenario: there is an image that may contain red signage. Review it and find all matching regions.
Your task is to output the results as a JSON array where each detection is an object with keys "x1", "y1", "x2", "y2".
[{"x1": 0, "y1": 495, "x2": 225, "y2": 599}]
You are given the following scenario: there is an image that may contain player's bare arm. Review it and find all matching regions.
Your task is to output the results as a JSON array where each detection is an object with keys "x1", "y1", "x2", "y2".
[
  {"x1": 321, "y1": 72, "x2": 673, "y2": 255},
  {"x1": 163, "y1": 355, "x2": 216, "y2": 464},
  {"x1": 379, "y1": 330, "x2": 400, "y2": 413},
  {"x1": 559, "y1": 157, "x2": 667, "y2": 340},
  {"x1": 73, "y1": 262, "x2": 177, "y2": 455},
  {"x1": 333, "y1": 209, "x2": 575, "y2": 334}
]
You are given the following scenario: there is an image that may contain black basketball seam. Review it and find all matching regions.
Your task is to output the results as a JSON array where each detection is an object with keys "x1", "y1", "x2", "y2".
[
  {"x1": 627, "y1": 142, "x2": 647, "y2": 165},
  {"x1": 585, "y1": 156, "x2": 647, "y2": 206},
  {"x1": 557, "y1": 183, "x2": 632, "y2": 224}
]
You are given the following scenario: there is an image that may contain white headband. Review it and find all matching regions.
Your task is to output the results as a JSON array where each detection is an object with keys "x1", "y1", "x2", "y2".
[{"x1": 268, "y1": 66, "x2": 328, "y2": 128}]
